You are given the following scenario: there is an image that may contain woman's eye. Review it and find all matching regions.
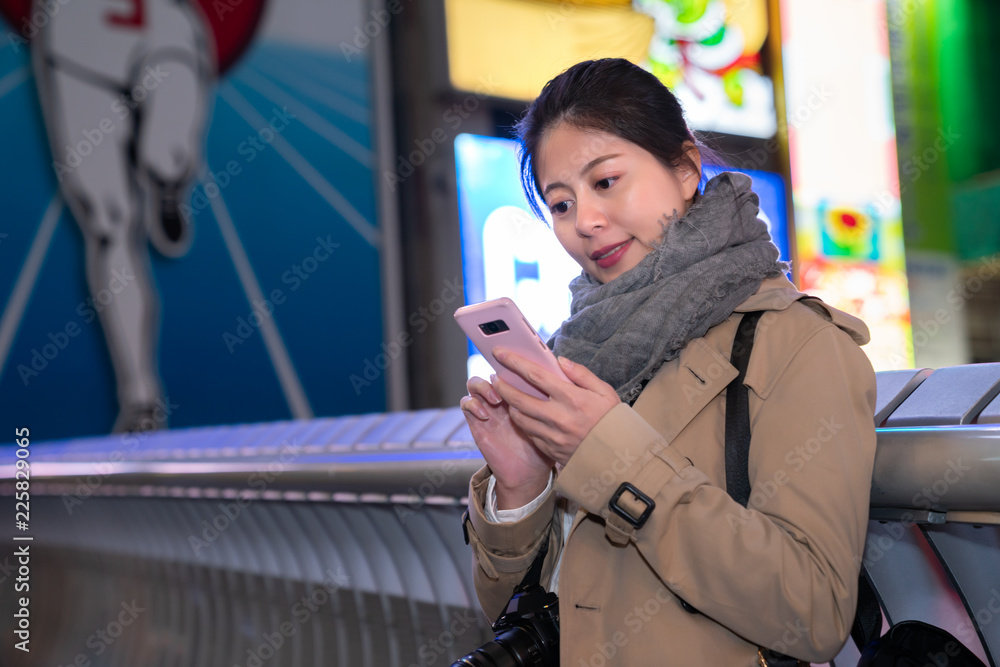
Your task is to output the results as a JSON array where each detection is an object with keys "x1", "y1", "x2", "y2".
[
  {"x1": 550, "y1": 201, "x2": 571, "y2": 215},
  {"x1": 595, "y1": 176, "x2": 618, "y2": 190}
]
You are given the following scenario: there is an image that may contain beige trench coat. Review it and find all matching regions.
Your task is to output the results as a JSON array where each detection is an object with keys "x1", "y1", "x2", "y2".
[{"x1": 464, "y1": 275, "x2": 878, "y2": 666}]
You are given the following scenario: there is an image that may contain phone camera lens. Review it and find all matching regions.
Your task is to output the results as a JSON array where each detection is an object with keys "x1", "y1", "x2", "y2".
[{"x1": 479, "y1": 319, "x2": 509, "y2": 336}]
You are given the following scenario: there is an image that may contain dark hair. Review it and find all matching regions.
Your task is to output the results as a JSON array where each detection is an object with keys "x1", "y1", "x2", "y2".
[{"x1": 514, "y1": 58, "x2": 720, "y2": 219}]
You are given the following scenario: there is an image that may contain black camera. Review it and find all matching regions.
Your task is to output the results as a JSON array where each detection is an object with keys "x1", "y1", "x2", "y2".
[
  {"x1": 450, "y1": 584, "x2": 559, "y2": 667},
  {"x1": 478, "y1": 319, "x2": 510, "y2": 336}
]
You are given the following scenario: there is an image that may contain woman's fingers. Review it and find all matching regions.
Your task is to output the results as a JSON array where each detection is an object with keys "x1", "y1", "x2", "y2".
[
  {"x1": 557, "y1": 356, "x2": 611, "y2": 394},
  {"x1": 493, "y1": 348, "x2": 574, "y2": 400},
  {"x1": 490, "y1": 352, "x2": 622, "y2": 466},
  {"x1": 507, "y1": 404, "x2": 560, "y2": 444},
  {"x1": 466, "y1": 376, "x2": 502, "y2": 405},
  {"x1": 506, "y1": 404, "x2": 579, "y2": 465},
  {"x1": 492, "y1": 374, "x2": 553, "y2": 424},
  {"x1": 459, "y1": 395, "x2": 489, "y2": 421}
]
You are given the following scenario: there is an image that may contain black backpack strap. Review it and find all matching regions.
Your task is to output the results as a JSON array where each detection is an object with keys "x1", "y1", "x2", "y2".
[
  {"x1": 853, "y1": 568, "x2": 883, "y2": 651},
  {"x1": 726, "y1": 312, "x2": 800, "y2": 667},
  {"x1": 725, "y1": 311, "x2": 763, "y2": 506},
  {"x1": 725, "y1": 311, "x2": 883, "y2": 658}
]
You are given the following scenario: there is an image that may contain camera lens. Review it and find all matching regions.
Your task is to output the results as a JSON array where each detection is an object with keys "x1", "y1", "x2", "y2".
[
  {"x1": 451, "y1": 626, "x2": 549, "y2": 666},
  {"x1": 479, "y1": 320, "x2": 509, "y2": 336}
]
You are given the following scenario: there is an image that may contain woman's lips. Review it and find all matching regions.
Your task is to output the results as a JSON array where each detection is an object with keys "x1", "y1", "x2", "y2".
[{"x1": 594, "y1": 239, "x2": 633, "y2": 269}]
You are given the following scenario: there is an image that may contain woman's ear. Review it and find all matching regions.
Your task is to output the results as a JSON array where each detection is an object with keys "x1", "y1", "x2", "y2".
[{"x1": 679, "y1": 141, "x2": 702, "y2": 203}]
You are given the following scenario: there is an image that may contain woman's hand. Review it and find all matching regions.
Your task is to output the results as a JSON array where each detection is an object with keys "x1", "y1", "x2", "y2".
[
  {"x1": 460, "y1": 376, "x2": 555, "y2": 509},
  {"x1": 490, "y1": 348, "x2": 621, "y2": 466}
]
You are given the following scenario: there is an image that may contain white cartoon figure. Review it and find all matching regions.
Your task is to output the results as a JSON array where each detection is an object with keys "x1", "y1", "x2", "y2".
[{"x1": 31, "y1": 0, "x2": 215, "y2": 432}]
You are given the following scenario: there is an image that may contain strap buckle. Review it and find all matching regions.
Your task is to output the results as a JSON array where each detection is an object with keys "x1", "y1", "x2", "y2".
[
  {"x1": 461, "y1": 509, "x2": 470, "y2": 545},
  {"x1": 608, "y1": 482, "x2": 655, "y2": 529}
]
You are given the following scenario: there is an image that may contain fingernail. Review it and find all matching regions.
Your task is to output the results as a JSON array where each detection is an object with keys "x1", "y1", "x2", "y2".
[
  {"x1": 486, "y1": 389, "x2": 501, "y2": 404},
  {"x1": 494, "y1": 348, "x2": 507, "y2": 361},
  {"x1": 475, "y1": 407, "x2": 488, "y2": 420},
  {"x1": 559, "y1": 356, "x2": 572, "y2": 367},
  {"x1": 490, "y1": 374, "x2": 498, "y2": 384}
]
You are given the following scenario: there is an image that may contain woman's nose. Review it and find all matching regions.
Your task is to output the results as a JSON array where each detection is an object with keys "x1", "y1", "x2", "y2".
[{"x1": 574, "y1": 196, "x2": 607, "y2": 237}]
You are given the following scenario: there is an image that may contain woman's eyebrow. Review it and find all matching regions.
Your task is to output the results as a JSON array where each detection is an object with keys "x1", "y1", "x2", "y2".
[{"x1": 542, "y1": 154, "x2": 622, "y2": 196}]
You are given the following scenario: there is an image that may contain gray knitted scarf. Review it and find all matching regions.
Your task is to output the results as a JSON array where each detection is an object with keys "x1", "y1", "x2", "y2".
[{"x1": 549, "y1": 171, "x2": 787, "y2": 404}]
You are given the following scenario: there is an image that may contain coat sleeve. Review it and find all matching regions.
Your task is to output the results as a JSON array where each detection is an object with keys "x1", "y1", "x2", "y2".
[
  {"x1": 554, "y1": 324, "x2": 877, "y2": 663},
  {"x1": 464, "y1": 465, "x2": 564, "y2": 623}
]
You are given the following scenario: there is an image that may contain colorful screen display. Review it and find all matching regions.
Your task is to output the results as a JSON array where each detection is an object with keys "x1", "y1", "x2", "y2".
[
  {"x1": 780, "y1": 0, "x2": 912, "y2": 370},
  {"x1": 444, "y1": 0, "x2": 777, "y2": 139}
]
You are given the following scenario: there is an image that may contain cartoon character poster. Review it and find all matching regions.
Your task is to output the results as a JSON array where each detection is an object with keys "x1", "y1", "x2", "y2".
[
  {"x1": 634, "y1": 0, "x2": 777, "y2": 138},
  {"x1": 0, "y1": 0, "x2": 387, "y2": 439}
]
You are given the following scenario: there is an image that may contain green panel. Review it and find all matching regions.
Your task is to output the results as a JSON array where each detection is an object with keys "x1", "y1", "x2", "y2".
[
  {"x1": 937, "y1": 0, "x2": 1000, "y2": 259},
  {"x1": 963, "y1": 0, "x2": 1000, "y2": 177},
  {"x1": 890, "y1": 0, "x2": 955, "y2": 254},
  {"x1": 971, "y1": 0, "x2": 1000, "y2": 176},
  {"x1": 953, "y1": 174, "x2": 1000, "y2": 260},
  {"x1": 937, "y1": 0, "x2": 977, "y2": 183}
]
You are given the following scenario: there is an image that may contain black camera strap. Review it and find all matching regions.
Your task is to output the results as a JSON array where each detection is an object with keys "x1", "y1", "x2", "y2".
[
  {"x1": 514, "y1": 533, "x2": 551, "y2": 594},
  {"x1": 725, "y1": 311, "x2": 882, "y2": 662}
]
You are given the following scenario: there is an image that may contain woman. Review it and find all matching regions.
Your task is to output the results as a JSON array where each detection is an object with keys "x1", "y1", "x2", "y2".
[{"x1": 459, "y1": 58, "x2": 877, "y2": 666}]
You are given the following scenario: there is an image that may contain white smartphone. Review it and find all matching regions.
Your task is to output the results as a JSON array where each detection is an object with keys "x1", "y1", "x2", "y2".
[{"x1": 454, "y1": 297, "x2": 571, "y2": 400}]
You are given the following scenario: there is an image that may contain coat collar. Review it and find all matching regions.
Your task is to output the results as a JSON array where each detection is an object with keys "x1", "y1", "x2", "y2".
[
  {"x1": 732, "y1": 274, "x2": 806, "y2": 313},
  {"x1": 733, "y1": 275, "x2": 870, "y2": 345}
]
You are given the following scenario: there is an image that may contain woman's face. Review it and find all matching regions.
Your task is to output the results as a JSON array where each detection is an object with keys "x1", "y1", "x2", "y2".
[{"x1": 535, "y1": 123, "x2": 700, "y2": 284}]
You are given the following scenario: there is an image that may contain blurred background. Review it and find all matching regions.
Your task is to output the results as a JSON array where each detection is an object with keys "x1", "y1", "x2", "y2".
[
  {"x1": 2, "y1": 2, "x2": 1000, "y2": 667},
  {"x1": 1, "y1": 0, "x2": 999, "y2": 438}
]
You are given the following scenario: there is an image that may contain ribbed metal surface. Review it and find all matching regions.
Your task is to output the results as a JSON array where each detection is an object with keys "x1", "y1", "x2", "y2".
[
  {"x1": 885, "y1": 363, "x2": 1000, "y2": 427},
  {"x1": 3, "y1": 367, "x2": 1000, "y2": 667},
  {"x1": 0, "y1": 495, "x2": 491, "y2": 667}
]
